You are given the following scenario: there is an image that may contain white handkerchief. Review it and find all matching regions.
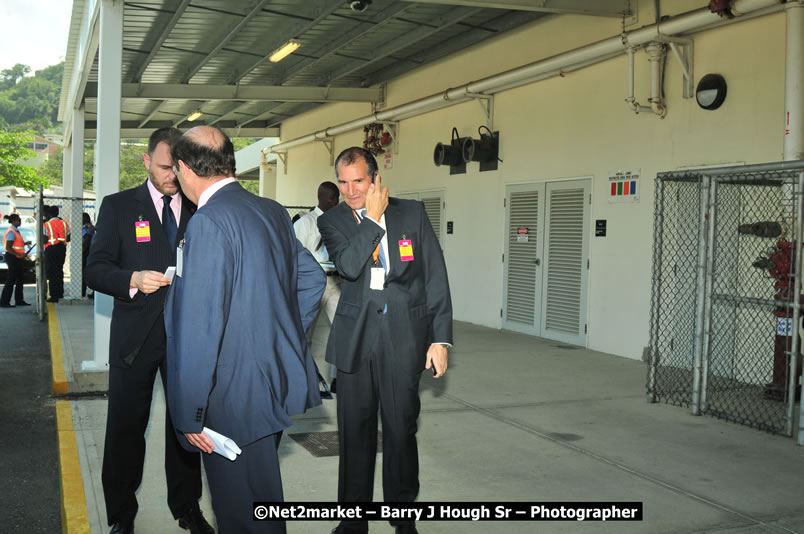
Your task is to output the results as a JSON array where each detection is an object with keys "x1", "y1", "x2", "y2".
[{"x1": 203, "y1": 427, "x2": 242, "y2": 461}]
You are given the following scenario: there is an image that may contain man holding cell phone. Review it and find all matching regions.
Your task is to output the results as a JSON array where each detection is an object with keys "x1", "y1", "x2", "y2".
[
  {"x1": 86, "y1": 128, "x2": 212, "y2": 534},
  {"x1": 318, "y1": 147, "x2": 453, "y2": 534}
]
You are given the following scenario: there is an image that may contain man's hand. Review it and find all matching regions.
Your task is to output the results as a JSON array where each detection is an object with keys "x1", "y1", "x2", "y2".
[
  {"x1": 425, "y1": 343, "x2": 449, "y2": 378},
  {"x1": 130, "y1": 270, "x2": 171, "y2": 294},
  {"x1": 365, "y1": 174, "x2": 389, "y2": 221},
  {"x1": 185, "y1": 432, "x2": 215, "y2": 454}
]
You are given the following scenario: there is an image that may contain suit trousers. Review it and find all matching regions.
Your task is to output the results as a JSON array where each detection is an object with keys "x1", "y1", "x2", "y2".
[
  {"x1": 336, "y1": 321, "x2": 422, "y2": 531},
  {"x1": 1, "y1": 253, "x2": 25, "y2": 305},
  {"x1": 311, "y1": 275, "x2": 341, "y2": 380},
  {"x1": 203, "y1": 432, "x2": 285, "y2": 534},
  {"x1": 102, "y1": 318, "x2": 202, "y2": 525},
  {"x1": 44, "y1": 243, "x2": 66, "y2": 299}
]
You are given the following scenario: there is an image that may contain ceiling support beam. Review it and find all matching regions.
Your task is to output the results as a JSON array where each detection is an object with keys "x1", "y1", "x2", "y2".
[
  {"x1": 138, "y1": 100, "x2": 167, "y2": 127},
  {"x1": 235, "y1": 102, "x2": 287, "y2": 127},
  {"x1": 128, "y1": 0, "x2": 192, "y2": 82},
  {"x1": 273, "y1": 2, "x2": 416, "y2": 85},
  {"x1": 229, "y1": 0, "x2": 345, "y2": 85},
  {"x1": 363, "y1": 10, "x2": 540, "y2": 86},
  {"x1": 399, "y1": 0, "x2": 630, "y2": 17},
  {"x1": 181, "y1": 0, "x2": 270, "y2": 83},
  {"x1": 325, "y1": 7, "x2": 481, "y2": 84},
  {"x1": 86, "y1": 127, "x2": 280, "y2": 139},
  {"x1": 208, "y1": 101, "x2": 253, "y2": 125},
  {"x1": 84, "y1": 82, "x2": 383, "y2": 102}
]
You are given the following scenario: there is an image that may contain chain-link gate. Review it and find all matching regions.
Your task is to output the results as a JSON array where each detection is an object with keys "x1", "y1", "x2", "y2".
[{"x1": 648, "y1": 161, "x2": 804, "y2": 437}]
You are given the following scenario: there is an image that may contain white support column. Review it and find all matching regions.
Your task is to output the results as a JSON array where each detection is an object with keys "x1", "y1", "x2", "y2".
[
  {"x1": 87, "y1": 0, "x2": 123, "y2": 372},
  {"x1": 785, "y1": 2, "x2": 804, "y2": 162},
  {"x1": 65, "y1": 105, "x2": 85, "y2": 299}
]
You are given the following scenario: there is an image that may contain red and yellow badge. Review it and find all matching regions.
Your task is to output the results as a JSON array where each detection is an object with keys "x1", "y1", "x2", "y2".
[
  {"x1": 135, "y1": 221, "x2": 151, "y2": 242},
  {"x1": 399, "y1": 239, "x2": 413, "y2": 262}
]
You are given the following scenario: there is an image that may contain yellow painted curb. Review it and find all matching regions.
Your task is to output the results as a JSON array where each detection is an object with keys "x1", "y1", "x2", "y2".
[
  {"x1": 48, "y1": 302, "x2": 68, "y2": 395},
  {"x1": 57, "y1": 401, "x2": 91, "y2": 534}
]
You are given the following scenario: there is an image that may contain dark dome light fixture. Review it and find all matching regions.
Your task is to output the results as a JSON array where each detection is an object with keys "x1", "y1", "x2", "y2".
[{"x1": 696, "y1": 73, "x2": 727, "y2": 110}]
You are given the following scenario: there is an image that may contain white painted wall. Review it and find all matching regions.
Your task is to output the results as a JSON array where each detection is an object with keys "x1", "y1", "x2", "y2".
[{"x1": 273, "y1": 3, "x2": 787, "y2": 361}]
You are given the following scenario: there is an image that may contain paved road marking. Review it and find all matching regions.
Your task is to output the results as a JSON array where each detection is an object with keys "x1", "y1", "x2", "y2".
[
  {"x1": 57, "y1": 401, "x2": 91, "y2": 534},
  {"x1": 49, "y1": 302, "x2": 68, "y2": 394}
]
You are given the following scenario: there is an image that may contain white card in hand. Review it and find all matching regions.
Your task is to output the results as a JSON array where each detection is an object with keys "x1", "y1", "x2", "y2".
[{"x1": 164, "y1": 266, "x2": 176, "y2": 283}]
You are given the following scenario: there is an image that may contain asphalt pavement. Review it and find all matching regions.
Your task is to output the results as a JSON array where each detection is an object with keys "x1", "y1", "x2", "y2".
[{"x1": 0, "y1": 285, "x2": 61, "y2": 532}]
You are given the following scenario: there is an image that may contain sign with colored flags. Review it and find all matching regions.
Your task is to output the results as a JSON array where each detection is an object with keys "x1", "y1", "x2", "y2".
[{"x1": 608, "y1": 169, "x2": 640, "y2": 203}]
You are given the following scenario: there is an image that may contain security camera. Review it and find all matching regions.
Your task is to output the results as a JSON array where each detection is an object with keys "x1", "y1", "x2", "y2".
[{"x1": 349, "y1": 0, "x2": 371, "y2": 12}]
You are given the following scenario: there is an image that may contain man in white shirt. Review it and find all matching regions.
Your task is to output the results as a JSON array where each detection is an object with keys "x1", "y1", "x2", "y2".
[{"x1": 294, "y1": 181, "x2": 341, "y2": 391}]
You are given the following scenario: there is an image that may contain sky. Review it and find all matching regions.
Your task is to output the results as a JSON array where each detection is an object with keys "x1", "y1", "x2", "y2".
[{"x1": 0, "y1": 1, "x2": 74, "y2": 74}]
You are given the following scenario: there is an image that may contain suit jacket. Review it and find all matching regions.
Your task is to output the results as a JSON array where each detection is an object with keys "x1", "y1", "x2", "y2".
[
  {"x1": 317, "y1": 198, "x2": 452, "y2": 374},
  {"x1": 85, "y1": 181, "x2": 192, "y2": 366},
  {"x1": 165, "y1": 182, "x2": 326, "y2": 448}
]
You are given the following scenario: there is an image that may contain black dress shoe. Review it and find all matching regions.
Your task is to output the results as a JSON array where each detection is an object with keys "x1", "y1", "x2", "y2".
[
  {"x1": 109, "y1": 520, "x2": 134, "y2": 534},
  {"x1": 16, "y1": 301, "x2": 30, "y2": 306},
  {"x1": 178, "y1": 505, "x2": 215, "y2": 534}
]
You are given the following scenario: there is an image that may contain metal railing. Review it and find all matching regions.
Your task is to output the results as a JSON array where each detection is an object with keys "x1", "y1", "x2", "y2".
[{"x1": 648, "y1": 161, "x2": 804, "y2": 437}]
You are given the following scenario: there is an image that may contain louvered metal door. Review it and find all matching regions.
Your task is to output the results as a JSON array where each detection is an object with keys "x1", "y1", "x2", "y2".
[
  {"x1": 540, "y1": 180, "x2": 590, "y2": 345},
  {"x1": 503, "y1": 184, "x2": 545, "y2": 335},
  {"x1": 396, "y1": 190, "x2": 444, "y2": 245},
  {"x1": 421, "y1": 193, "x2": 444, "y2": 245}
]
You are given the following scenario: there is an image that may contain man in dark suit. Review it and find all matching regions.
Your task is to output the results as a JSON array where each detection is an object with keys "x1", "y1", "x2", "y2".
[
  {"x1": 85, "y1": 128, "x2": 213, "y2": 534},
  {"x1": 165, "y1": 125, "x2": 325, "y2": 533},
  {"x1": 318, "y1": 147, "x2": 453, "y2": 534}
]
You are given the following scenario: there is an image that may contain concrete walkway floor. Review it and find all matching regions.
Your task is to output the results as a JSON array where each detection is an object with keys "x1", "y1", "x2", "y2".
[{"x1": 51, "y1": 299, "x2": 804, "y2": 534}]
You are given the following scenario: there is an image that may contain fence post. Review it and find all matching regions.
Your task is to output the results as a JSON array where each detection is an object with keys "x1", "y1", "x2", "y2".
[
  {"x1": 699, "y1": 176, "x2": 718, "y2": 414},
  {"x1": 691, "y1": 175, "x2": 711, "y2": 416},
  {"x1": 647, "y1": 176, "x2": 665, "y2": 403}
]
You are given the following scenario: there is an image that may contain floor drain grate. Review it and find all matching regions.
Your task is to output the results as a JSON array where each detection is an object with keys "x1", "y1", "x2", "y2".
[{"x1": 289, "y1": 431, "x2": 382, "y2": 457}]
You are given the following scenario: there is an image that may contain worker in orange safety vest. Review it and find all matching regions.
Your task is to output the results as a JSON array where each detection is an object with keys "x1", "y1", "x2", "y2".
[
  {"x1": 1, "y1": 213, "x2": 32, "y2": 308},
  {"x1": 43, "y1": 205, "x2": 70, "y2": 303}
]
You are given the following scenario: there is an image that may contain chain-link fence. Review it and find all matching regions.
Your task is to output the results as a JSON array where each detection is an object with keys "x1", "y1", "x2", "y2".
[
  {"x1": 286, "y1": 205, "x2": 313, "y2": 223},
  {"x1": 648, "y1": 161, "x2": 804, "y2": 436},
  {"x1": 38, "y1": 192, "x2": 97, "y2": 309}
]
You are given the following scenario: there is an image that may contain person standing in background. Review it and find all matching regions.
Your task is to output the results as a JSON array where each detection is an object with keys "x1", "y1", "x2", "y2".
[
  {"x1": 1, "y1": 213, "x2": 32, "y2": 308},
  {"x1": 294, "y1": 181, "x2": 342, "y2": 392},
  {"x1": 81, "y1": 212, "x2": 95, "y2": 297},
  {"x1": 43, "y1": 204, "x2": 70, "y2": 303}
]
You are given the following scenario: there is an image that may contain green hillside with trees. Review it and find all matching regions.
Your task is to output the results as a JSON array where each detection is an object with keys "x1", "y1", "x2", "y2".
[{"x1": 1, "y1": 61, "x2": 260, "y2": 193}]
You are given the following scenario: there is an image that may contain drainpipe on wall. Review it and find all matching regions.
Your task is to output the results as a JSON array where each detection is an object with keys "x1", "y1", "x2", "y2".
[
  {"x1": 625, "y1": 43, "x2": 668, "y2": 117},
  {"x1": 646, "y1": 42, "x2": 668, "y2": 118},
  {"x1": 625, "y1": 47, "x2": 652, "y2": 114}
]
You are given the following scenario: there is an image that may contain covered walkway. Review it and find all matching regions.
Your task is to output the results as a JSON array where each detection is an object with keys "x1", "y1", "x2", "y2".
[{"x1": 50, "y1": 300, "x2": 804, "y2": 533}]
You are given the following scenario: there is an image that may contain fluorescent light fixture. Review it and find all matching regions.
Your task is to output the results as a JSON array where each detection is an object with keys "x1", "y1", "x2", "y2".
[
  {"x1": 269, "y1": 40, "x2": 301, "y2": 63},
  {"x1": 187, "y1": 111, "x2": 203, "y2": 121}
]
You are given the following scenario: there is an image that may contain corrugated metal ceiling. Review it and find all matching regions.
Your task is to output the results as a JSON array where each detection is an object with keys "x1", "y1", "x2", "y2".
[{"x1": 67, "y1": 0, "x2": 630, "y2": 137}]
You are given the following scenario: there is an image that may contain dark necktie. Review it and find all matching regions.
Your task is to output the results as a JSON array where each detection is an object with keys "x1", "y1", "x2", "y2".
[{"x1": 162, "y1": 194, "x2": 177, "y2": 248}]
